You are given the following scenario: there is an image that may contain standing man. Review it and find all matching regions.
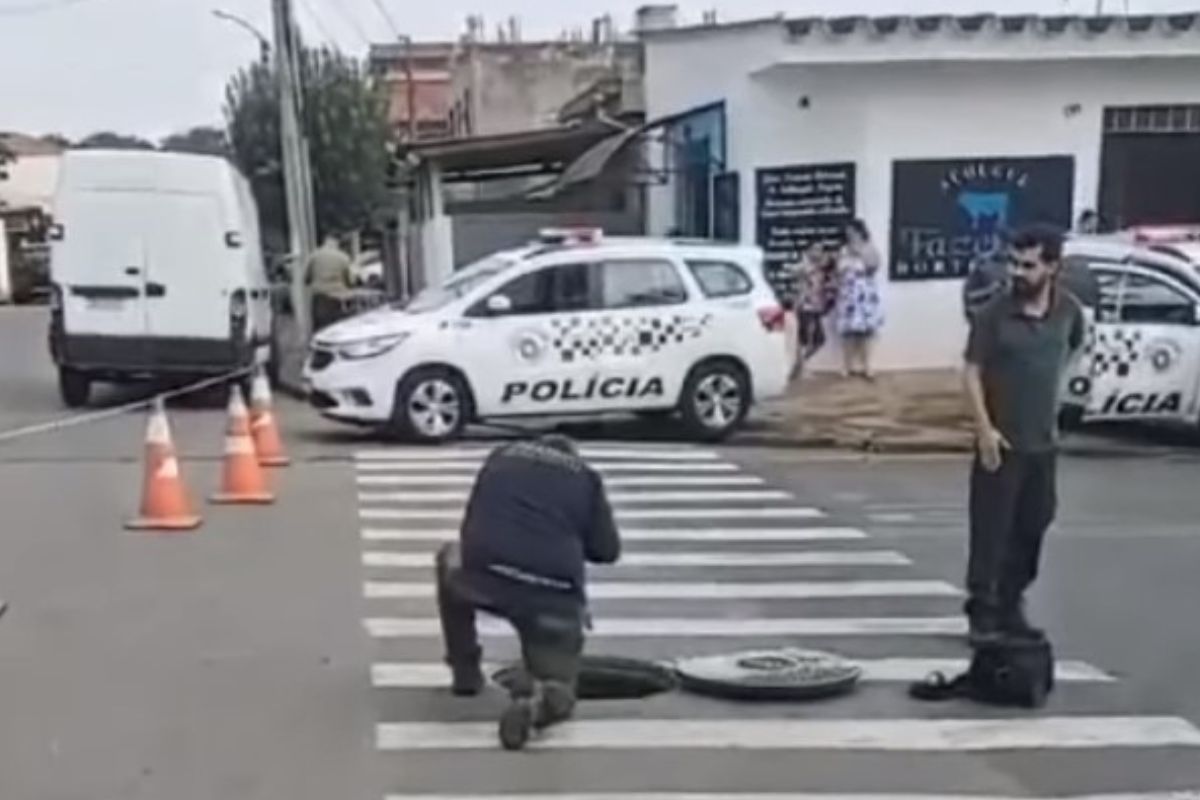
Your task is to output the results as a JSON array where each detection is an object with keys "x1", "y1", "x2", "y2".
[
  {"x1": 434, "y1": 435, "x2": 621, "y2": 750},
  {"x1": 305, "y1": 234, "x2": 352, "y2": 332},
  {"x1": 962, "y1": 225, "x2": 1085, "y2": 642}
]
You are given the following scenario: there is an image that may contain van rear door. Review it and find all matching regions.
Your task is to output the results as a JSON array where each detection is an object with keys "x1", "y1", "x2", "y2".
[
  {"x1": 144, "y1": 193, "x2": 232, "y2": 342},
  {"x1": 57, "y1": 190, "x2": 149, "y2": 339}
]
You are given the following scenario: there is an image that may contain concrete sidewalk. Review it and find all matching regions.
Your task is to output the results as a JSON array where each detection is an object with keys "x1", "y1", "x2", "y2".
[{"x1": 745, "y1": 370, "x2": 976, "y2": 454}]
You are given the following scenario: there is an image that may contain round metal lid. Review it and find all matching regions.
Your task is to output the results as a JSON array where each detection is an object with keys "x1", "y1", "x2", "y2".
[{"x1": 674, "y1": 648, "x2": 862, "y2": 701}]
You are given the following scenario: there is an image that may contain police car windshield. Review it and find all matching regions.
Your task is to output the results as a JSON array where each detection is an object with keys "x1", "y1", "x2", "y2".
[{"x1": 398, "y1": 254, "x2": 518, "y2": 313}]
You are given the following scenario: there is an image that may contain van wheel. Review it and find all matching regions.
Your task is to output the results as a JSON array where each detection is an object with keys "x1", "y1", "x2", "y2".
[
  {"x1": 679, "y1": 361, "x2": 749, "y2": 442},
  {"x1": 391, "y1": 368, "x2": 469, "y2": 443},
  {"x1": 59, "y1": 368, "x2": 92, "y2": 409}
]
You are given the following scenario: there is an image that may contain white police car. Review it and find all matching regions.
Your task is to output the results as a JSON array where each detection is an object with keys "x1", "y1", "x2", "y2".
[
  {"x1": 1061, "y1": 230, "x2": 1200, "y2": 427},
  {"x1": 303, "y1": 231, "x2": 793, "y2": 442}
]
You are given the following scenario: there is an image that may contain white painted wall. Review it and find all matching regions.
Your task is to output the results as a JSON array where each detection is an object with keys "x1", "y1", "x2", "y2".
[
  {"x1": 646, "y1": 26, "x2": 1200, "y2": 369},
  {"x1": 0, "y1": 218, "x2": 10, "y2": 303}
]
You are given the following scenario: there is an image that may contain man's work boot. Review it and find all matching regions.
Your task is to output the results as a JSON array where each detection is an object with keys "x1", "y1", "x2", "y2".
[
  {"x1": 450, "y1": 663, "x2": 485, "y2": 697},
  {"x1": 498, "y1": 697, "x2": 535, "y2": 751}
]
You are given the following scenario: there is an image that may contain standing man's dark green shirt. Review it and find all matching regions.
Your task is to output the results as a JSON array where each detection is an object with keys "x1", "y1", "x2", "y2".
[{"x1": 965, "y1": 290, "x2": 1085, "y2": 452}]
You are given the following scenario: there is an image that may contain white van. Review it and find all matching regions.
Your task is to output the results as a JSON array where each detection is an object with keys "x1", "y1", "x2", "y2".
[{"x1": 48, "y1": 150, "x2": 272, "y2": 406}]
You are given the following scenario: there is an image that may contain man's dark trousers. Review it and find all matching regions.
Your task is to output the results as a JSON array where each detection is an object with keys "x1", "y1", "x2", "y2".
[
  {"x1": 435, "y1": 543, "x2": 583, "y2": 726},
  {"x1": 967, "y1": 450, "x2": 1057, "y2": 618}
]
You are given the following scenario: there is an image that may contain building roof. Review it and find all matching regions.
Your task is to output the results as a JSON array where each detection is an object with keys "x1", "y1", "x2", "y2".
[
  {"x1": 401, "y1": 122, "x2": 619, "y2": 176},
  {"x1": 0, "y1": 132, "x2": 64, "y2": 157},
  {"x1": 640, "y1": 12, "x2": 1200, "y2": 40}
]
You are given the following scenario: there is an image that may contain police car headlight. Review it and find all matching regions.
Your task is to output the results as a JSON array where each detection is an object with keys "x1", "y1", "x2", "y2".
[{"x1": 337, "y1": 333, "x2": 409, "y2": 360}]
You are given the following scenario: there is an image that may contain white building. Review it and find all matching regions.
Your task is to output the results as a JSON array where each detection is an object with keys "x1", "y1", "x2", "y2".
[{"x1": 642, "y1": 12, "x2": 1200, "y2": 370}]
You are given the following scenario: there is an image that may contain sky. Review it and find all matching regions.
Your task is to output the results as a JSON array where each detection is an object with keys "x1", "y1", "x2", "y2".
[{"x1": 0, "y1": 0, "x2": 1197, "y2": 140}]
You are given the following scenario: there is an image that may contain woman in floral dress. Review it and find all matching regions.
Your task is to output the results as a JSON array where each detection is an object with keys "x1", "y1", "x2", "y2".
[{"x1": 835, "y1": 219, "x2": 884, "y2": 379}]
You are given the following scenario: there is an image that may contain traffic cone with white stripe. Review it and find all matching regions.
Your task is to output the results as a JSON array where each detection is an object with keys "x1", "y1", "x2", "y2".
[
  {"x1": 126, "y1": 398, "x2": 202, "y2": 531},
  {"x1": 210, "y1": 384, "x2": 275, "y2": 505},
  {"x1": 249, "y1": 368, "x2": 290, "y2": 467}
]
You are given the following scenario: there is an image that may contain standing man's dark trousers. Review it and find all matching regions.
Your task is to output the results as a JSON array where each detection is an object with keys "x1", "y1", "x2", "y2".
[
  {"x1": 967, "y1": 450, "x2": 1057, "y2": 635},
  {"x1": 435, "y1": 543, "x2": 584, "y2": 729}
]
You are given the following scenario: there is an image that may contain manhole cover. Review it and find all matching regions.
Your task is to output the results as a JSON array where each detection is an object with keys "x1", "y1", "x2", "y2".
[{"x1": 674, "y1": 648, "x2": 862, "y2": 701}]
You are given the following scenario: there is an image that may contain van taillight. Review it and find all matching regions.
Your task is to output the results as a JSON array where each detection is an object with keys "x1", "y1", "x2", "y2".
[{"x1": 757, "y1": 305, "x2": 787, "y2": 333}]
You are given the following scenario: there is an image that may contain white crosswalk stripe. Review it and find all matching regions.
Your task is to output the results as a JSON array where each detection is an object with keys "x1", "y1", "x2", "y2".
[
  {"x1": 354, "y1": 443, "x2": 1193, "y2": 798},
  {"x1": 363, "y1": 550, "x2": 913, "y2": 568},
  {"x1": 370, "y1": 658, "x2": 1115, "y2": 688},
  {"x1": 362, "y1": 527, "x2": 868, "y2": 543},
  {"x1": 357, "y1": 489, "x2": 794, "y2": 504},
  {"x1": 360, "y1": 507, "x2": 825, "y2": 521},
  {"x1": 358, "y1": 475, "x2": 768, "y2": 488},
  {"x1": 363, "y1": 579, "x2": 961, "y2": 601}
]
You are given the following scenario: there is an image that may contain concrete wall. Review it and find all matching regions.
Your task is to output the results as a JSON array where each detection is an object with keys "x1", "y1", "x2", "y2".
[
  {"x1": 645, "y1": 26, "x2": 1200, "y2": 370},
  {"x1": 457, "y1": 43, "x2": 641, "y2": 136}
]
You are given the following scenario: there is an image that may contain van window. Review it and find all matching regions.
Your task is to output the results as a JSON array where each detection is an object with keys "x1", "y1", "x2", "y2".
[
  {"x1": 596, "y1": 260, "x2": 687, "y2": 309},
  {"x1": 687, "y1": 260, "x2": 753, "y2": 298},
  {"x1": 1121, "y1": 273, "x2": 1197, "y2": 326}
]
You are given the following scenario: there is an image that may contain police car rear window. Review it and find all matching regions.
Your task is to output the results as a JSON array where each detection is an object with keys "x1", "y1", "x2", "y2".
[{"x1": 687, "y1": 260, "x2": 753, "y2": 298}]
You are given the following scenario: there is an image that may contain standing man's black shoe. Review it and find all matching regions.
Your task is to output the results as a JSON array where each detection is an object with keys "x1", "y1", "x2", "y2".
[
  {"x1": 451, "y1": 664, "x2": 486, "y2": 697},
  {"x1": 498, "y1": 697, "x2": 535, "y2": 751}
]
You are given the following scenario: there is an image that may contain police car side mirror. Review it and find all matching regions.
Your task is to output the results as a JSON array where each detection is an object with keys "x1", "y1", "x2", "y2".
[{"x1": 486, "y1": 294, "x2": 513, "y2": 315}]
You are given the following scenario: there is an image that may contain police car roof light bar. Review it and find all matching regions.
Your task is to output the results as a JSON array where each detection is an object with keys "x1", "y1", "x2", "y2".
[
  {"x1": 537, "y1": 227, "x2": 604, "y2": 246},
  {"x1": 1132, "y1": 225, "x2": 1200, "y2": 244}
]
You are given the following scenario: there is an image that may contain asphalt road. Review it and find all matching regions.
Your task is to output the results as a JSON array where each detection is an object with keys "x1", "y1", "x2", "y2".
[{"x1": 2, "y1": 305, "x2": 1200, "y2": 800}]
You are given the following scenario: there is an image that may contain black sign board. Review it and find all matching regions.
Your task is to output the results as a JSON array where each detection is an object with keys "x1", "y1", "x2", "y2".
[
  {"x1": 756, "y1": 162, "x2": 855, "y2": 299},
  {"x1": 890, "y1": 156, "x2": 1074, "y2": 282}
]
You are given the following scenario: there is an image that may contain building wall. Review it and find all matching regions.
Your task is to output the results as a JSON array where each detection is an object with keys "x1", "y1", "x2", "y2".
[
  {"x1": 456, "y1": 43, "x2": 640, "y2": 137},
  {"x1": 646, "y1": 27, "x2": 1200, "y2": 369}
]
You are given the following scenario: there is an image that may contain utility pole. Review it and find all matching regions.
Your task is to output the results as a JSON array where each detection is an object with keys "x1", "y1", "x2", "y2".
[{"x1": 270, "y1": 0, "x2": 316, "y2": 339}]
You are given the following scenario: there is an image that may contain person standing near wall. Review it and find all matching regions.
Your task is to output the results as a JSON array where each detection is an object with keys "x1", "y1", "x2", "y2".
[
  {"x1": 962, "y1": 225, "x2": 1085, "y2": 642},
  {"x1": 305, "y1": 234, "x2": 352, "y2": 333},
  {"x1": 790, "y1": 241, "x2": 837, "y2": 378},
  {"x1": 835, "y1": 219, "x2": 884, "y2": 379}
]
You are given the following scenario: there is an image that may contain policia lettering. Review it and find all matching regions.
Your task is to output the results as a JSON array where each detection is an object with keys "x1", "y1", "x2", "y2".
[
  {"x1": 503, "y1": 376, "x2": 666, "y2": 404},
  {"x1": 1099, "y1": 391, "x2": 1182, "y2": 416}
]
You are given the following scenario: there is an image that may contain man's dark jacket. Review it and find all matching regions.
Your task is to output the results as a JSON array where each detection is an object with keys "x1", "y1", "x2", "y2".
[{"x1": 458, "y1": 441, "x2": 620, "y2": 617}]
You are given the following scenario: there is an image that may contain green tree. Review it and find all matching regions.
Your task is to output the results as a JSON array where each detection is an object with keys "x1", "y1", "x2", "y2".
[
  {"x1": 160, "y1": 126, "x2": 230, "y2": 158},
  {"x1": 224, "y1": 47, "x2": 391, "y2": 249},
  {"x1": 77, "y1": 131, "x2": 155, "y2": 150}
]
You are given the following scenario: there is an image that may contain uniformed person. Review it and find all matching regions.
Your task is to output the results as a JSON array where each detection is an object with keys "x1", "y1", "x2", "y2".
[
  {"x1": 305, "y1": 235, "x2": 352, "y2": 331},
  {"x1": 433, "y1": 434, "x2": 621, "y2": 750},
  {"x1": 962, "y1": 225, "x2": 1085, "y2": 642}
]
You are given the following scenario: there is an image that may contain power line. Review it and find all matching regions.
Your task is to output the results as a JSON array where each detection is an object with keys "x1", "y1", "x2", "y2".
[
  {"x1": 294, "y1": 0, "x2": 342, "y2": 50},
  {"x1": 367, "y1": 0, "x2": 401, "y2": 39},
  {"x1": 316, "y1": 0, "x2": 372, "y2": 47}
]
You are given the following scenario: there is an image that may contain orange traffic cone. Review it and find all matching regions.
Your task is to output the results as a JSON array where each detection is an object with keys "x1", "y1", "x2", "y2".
[
  {"x1": 211, "y1": 385, "x2": 276, "y2": 505},
  {"x1": 126, "y1": 398, "x2": 202, "y2": 531},
  {"x1": 249, "y1": 368, "x2": 290, "y2": 467}
]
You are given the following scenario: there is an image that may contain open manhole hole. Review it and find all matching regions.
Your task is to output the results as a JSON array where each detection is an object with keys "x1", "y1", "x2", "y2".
[{"x1": 492, "y1": 655, "x2": 679, "y2": 700}]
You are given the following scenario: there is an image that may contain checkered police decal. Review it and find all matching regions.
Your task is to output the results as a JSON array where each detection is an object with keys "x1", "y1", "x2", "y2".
[
  {"x1": 1090, "y1": 327, "x2": 1142, "y2": 378},
  {"x1": 547, "y1": 314, "x2": 713, "y2": 363}
]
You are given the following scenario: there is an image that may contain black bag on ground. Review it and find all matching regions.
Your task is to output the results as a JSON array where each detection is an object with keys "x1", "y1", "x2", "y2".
[{"x1": 909, "y1": 637, "x2": 1055, "y2": 709}]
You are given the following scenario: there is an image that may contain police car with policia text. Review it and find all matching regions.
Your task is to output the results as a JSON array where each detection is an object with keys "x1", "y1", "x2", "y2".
[
  {"x1": 1060, "y1": 227, "x2": 1200, "y2": 429},
  {"x1": 303, "y1": 231, "x2": 793, "y2": 442}
]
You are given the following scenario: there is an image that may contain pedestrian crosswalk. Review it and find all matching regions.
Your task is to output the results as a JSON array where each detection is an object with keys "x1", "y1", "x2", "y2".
[{"x1": 353, "y1": 443, "x2": 1200, "y2": 799}]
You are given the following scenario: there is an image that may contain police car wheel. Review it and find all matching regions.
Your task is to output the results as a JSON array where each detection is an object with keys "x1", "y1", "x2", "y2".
[
  {"x1": 680, "y1": 362, "x2": 748, "y2": 441},
  {"x1": 59, "y1": 367, "x2": 92, "y2": 409},
  {"x1": 392, "y1": 368, "x2": 468, "y2": 443}
]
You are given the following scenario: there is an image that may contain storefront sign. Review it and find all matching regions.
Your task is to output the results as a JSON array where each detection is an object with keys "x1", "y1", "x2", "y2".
[
  {"x1": 756, "y1": 162, "x2": 856, "y2": 299},
  {"x1": 890, "y1": 156, "x2": 1074, "y2": 282}
]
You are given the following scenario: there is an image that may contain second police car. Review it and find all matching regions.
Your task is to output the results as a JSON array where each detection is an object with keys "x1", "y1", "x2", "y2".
[
  {"x1": 303, "y1": 231, "x2": 793, "y2": 442},
  {"x1": 1061, "y1": 226, "x2": 1200, "y2": 428}
]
